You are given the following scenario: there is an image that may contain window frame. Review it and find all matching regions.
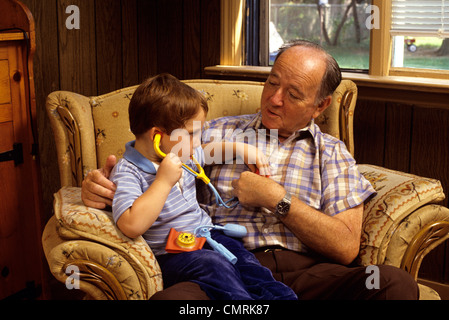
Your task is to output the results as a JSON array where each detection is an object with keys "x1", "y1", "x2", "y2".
[
  {"x1": 375, "y1": 0, "x2": 449, "y2": 79},
  {"x1": 220, "y1": 0, "x2": 449, "y2": 80}
]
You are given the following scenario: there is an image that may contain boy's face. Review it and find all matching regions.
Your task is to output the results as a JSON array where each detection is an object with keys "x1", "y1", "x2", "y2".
[{"x1": 161, "y1": 108, "x2": 206, "y2": 162}]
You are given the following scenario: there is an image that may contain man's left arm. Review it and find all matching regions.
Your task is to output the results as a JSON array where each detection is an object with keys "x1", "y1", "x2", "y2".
[{"x1": 231, "y1": 172, "x2": 363, "y2": 265}]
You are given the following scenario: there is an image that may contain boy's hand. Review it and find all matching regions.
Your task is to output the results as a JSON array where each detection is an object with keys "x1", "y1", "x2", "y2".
[
  {"x1": 236, "y1": 143, "x2": 271, "y2": 177},
  {"x1": 252, "y1": 149, "x2": 271, "y2": 177},
  {"x1": 156, "y1": 153, "x2": 183, "y2": 187}
]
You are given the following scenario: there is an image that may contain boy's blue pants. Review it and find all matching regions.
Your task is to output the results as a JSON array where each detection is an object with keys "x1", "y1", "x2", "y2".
[{"x1": 156, "y1": 230, "x2": 297, "y2": 300}]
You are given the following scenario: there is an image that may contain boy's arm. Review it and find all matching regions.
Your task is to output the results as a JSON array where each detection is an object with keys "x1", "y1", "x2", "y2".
[
  {"x1": 117, "y1": 153, "x2": 183, "y2": 238},
  {"x1": 202, "y1": 142, "x2": 270, "y2": 176}
]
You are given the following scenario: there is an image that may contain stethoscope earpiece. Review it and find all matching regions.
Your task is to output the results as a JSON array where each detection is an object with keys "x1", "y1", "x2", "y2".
[{"x1": 153, "y1": 132, "x2": 167, "y2": 158}]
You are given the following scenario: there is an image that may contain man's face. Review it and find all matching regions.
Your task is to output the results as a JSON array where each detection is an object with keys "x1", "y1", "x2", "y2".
[{"x1": 260, "y1": 46, "x2": 328, "y2": 140}]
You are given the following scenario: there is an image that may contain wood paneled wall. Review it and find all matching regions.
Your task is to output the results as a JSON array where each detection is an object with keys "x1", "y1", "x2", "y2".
[
  {"x1": 19, "y1": 0, "x2": 220, "y2": 224},
  {"x1": 354, "y1": 98, "x2": 449, "y2": 285}
]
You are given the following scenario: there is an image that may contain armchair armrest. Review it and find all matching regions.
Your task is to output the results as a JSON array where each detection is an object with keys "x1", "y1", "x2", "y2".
[
  {"x1": 42, "y1": 187, "x2": 163, "y2": 300},
  {"x1": 389, "y1": 205, "x2": 449, "y2": 278},
  {"x1": 357, "y1": 164, "x2": 449, "y2": 278},
  {"x1": 45, "y1": 239, "x2": 144, "y2": 299}
]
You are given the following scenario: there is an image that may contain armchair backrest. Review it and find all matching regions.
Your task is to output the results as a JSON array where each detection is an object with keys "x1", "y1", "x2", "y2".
[{"x1": 46, "y1": 79, "x2": 357, "y2": 187}]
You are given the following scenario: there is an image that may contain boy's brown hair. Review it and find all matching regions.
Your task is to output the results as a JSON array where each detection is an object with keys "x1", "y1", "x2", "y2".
[{"x1": 129, "y1": 73, "x2": 208, "y2": 136}]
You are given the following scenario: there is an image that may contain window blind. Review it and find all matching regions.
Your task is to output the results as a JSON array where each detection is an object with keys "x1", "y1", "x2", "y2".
[{"x1": 391, "y1": 0, "x2": 449, "y2": 38}]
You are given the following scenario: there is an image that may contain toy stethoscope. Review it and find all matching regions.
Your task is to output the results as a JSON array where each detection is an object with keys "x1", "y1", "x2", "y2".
[
  {"x1": 167, "y1": 223, "x2": 247, "y2": 264},
  {"x1": 153, "y1": 133, "x2": 238, "y2": 208},
  {"x1": 194, "y1": 224, "x2": 247, "y2": 264}
]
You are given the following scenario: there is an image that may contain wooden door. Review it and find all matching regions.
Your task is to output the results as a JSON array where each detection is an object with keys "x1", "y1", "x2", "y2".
[{"x1": 0, "y1": 0, "x2": 45, "y2": 300}]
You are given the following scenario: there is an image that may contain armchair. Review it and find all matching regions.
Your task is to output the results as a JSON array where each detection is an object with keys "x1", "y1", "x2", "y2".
[{"x1": 42, "y1": 79, "x2": 449, "y2": 300}]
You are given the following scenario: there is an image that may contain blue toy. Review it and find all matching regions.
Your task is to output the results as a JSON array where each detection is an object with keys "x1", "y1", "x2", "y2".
[{"x1": 194, "y1": 224, "x2": 247, "y2": 264}]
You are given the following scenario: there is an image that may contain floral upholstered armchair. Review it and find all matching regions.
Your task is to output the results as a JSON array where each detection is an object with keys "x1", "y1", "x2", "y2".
[{"x1": 41, "y1": 79, "x2": 449, "y2": 300}]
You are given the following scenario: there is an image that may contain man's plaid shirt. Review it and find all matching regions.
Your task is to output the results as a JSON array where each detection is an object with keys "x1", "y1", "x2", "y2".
[{"x1": 198, "y1": 112, "x2": 376, "y2": 253}]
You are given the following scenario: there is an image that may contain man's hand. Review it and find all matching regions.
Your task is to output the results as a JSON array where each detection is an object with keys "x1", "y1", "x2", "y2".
[
  {"x1": 81, "y1": 155, "x2": 117, "y2": 209},
  {"x1": 231, "y1": 171, "x2": 285, "y2": 209},
  {"x1": 232, "y1": 171, "x2": 363, "y2": 265}
]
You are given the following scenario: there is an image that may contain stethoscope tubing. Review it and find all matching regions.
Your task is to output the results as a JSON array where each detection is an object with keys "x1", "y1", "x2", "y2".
[{"x1": 153, "y1": 133, "x2": 238, "y2": 208}]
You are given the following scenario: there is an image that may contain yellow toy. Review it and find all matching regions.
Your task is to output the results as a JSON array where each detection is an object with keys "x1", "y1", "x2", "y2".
[{"x1": 153, "y1": 132, "x2": 238, "y2": 208}]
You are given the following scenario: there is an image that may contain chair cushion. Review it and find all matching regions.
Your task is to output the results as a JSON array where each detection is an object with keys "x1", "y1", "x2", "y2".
[
  {"x1": 90, "y1": 87, "x2": 137, "y2": 170},
  {"x1": 89, "y1": 80, "x2": 265, "y2": 169},
  {"x1": 357, "y1": 164, "x2": 445, "y2": 266},
  {"x1": 183, "y1": 79, "x2": 264, "y2": 120}
]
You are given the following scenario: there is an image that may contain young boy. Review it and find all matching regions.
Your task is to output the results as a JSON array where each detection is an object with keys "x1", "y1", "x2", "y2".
[{"x1": 110, "y1": 73, "x2": 297, "y2": 300}]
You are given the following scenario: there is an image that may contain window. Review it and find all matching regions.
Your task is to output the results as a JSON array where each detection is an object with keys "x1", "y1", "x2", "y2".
[
  {"x1": 243, "y1": 0, "x2": 449, "y2": 78},
  {"x1": 268, "y1": 0, "x2": 372, "y2": 72},
  {"x1": 390, "y1": 0, "x2": 449, "y2": 71}
]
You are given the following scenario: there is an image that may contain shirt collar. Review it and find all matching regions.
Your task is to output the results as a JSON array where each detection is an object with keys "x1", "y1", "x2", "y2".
[
  {"x1": 247, "y1": 112, "x2": 316, "y2": 142},
  {"x1": 123, "y1": 141, "x2": 157, "y2": 174}
]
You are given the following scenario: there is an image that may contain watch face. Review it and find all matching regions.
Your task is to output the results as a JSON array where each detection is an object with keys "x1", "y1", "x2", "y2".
[
  {"x1": 277, "y1": 201, "x2": 290, "y2": 214},
  {"x1": 275, "y1": 193, "x2": 291, "y2": 216}
]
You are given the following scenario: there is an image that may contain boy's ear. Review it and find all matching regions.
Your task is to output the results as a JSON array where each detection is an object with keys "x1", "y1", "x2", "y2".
[{"x1": 149, "y1": 127, "x2": 163, "y2": 141}]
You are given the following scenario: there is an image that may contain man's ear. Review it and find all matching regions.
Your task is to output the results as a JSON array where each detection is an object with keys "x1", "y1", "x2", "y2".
[{"x1": 313, "y1": 95, "x2": 332, "y2": 119}]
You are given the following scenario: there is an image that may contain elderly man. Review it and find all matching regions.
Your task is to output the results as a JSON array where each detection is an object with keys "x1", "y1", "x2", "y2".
[{"x1": 81, "y1": 40, "x2": 419, "y2": 300}]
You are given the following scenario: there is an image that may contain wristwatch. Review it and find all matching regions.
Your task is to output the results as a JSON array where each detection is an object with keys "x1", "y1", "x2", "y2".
[{"x1": 274, "y1": 192, "x2": 292, "y2": 218}]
